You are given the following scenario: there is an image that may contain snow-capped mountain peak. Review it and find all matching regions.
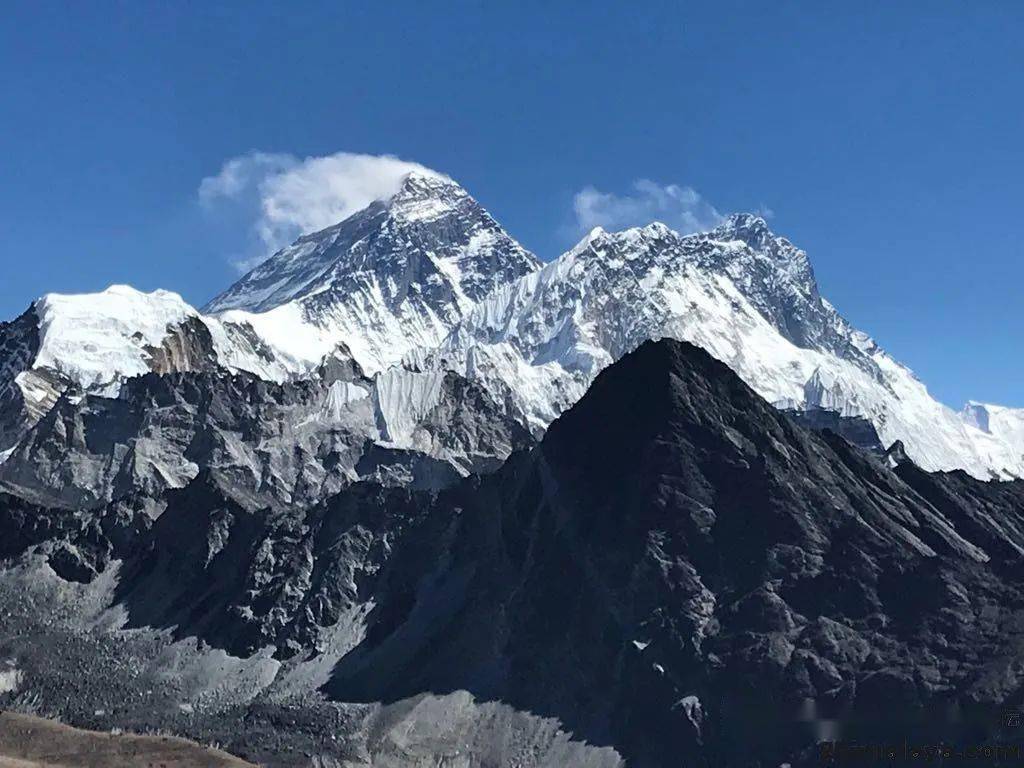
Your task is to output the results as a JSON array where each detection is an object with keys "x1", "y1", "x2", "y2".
[
  {"x1": 706, "y1": 213, "x2": 817, "y2": 290},
  {"x1": 205, "y1": 172, "x2": 538, "y2": 314},
  {"x1": 204, "y1": 173, "x2": 540, "y2": 374},
  {"x1": 1, "y1": 178, "x2": 1022, "y2": 485},
  {"x1": 712, "y1": 212, "x2": 776, "y2": 246},
  {"x1": 386, "y1": 170, "x2": 467, "y2": 223},
  {"x1": 0, "y1": 284, "x2": 305, "y2": 454}
]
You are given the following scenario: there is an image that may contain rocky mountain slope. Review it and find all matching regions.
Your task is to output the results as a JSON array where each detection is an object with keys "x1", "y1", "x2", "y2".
[
  {"x1": 0, "y1": 286, "x2": 298, "y2": 458},
  {"x1": 320, "y1": 339, "x2": 1024, "y2": 765},
  {"x1": 5, "y1": 169, "x2": 1024, "y2": 766},
  {"x1": 3, "y1": 339, "x2": 1024, "y2": 766},
  {"x1": 0, "y1": 348, "x2": 530, "y2": 509}
]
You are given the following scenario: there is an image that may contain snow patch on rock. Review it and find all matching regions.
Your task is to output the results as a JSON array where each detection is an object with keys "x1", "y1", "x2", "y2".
[
  {"x1": 34, "y1": 285, "x2": 195, "y2": 389},
  {"x1": 0, "y1": 664, "x2": 22, "y2": 694}
]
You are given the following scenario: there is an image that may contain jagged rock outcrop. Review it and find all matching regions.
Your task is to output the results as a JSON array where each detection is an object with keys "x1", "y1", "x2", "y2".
[
  {"x1": 0, "y1": 356, "x2": 531, "y2": 509},
  {"x1": 0, "y1": 306, "x2": 54, "y2": 455}
]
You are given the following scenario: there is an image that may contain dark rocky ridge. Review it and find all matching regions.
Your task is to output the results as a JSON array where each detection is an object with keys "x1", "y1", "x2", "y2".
[
  {"x1": 324, "y1": 339, "x2": 1024, "y2": 766},
  {"x1": 0, "y1": 306, "x2": 52, "y2": 454},
  {"x1": 114, "y1": 473, "x2": 432, "y2": 657}
]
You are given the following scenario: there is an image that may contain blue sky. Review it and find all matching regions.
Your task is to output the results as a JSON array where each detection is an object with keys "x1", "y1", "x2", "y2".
[{"x1": 1, "y1": 1, "x2": 1021, "y2": 407}]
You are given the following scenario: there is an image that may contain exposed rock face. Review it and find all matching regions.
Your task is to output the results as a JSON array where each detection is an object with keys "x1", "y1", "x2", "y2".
[
  {"x1": 116, "y1": 474, "x2": 424, "y2": 658},
  {"x1": 0, "y1": 307, "x2": 52, "y2": 454},
  {"x1": 785, "y1": 406, "x2": 884, "y2": 454},
  {"x1": 0, "y1": 286, "x2": 308, "y2": 464},
  {"x1": 0, "y1": 358, "x2": 532, "y2": 509},
  {"x1": 142, "y1": 315, "x2": 222, "y2": 375}
]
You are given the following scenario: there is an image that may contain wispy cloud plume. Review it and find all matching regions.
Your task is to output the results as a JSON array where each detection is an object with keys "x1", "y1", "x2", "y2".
[
  {"x1": 199, "y1": 150, "x2": 443, "y2": 272},
  {"x1": 572, "y1": 180, "x2": 724, "y2": 236}
]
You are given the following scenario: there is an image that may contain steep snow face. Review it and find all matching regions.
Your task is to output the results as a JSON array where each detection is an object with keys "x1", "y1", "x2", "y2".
[
  {"x1": 204, "y1": 172, "x2": 541, "y2": 375},
  {"x1": 374, "y1": 368, "x2": 447, "y2": 446},
  {"x1": 425, "y1": 217, "x2": 1024, "y2": 479}
]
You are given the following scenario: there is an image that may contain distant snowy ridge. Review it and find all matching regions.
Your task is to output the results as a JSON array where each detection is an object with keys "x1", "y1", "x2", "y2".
[
  {"x1": 0, "y1": 283, "x2": 533, "y2": 504},
  {"x1": 33, "y1": 285, "x2": 298, "y2": 386},
  {"x1": 32, "y1": 284, "x2": 300, "y2": 385},
  {"x1": 419, "y1": 215, "x2": 1024, "y2": 480}
]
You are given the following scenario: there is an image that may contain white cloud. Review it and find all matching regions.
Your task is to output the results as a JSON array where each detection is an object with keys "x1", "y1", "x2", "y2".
[
  {"x1": 572, "y1": 180, "x2": 724, "y2": 236},
  {"x1": 197, "y1": 151, "x2": 295, "y2": 204},
  {"x1": 199, "y1": 150, "x2": 444, "y2": 271}
]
